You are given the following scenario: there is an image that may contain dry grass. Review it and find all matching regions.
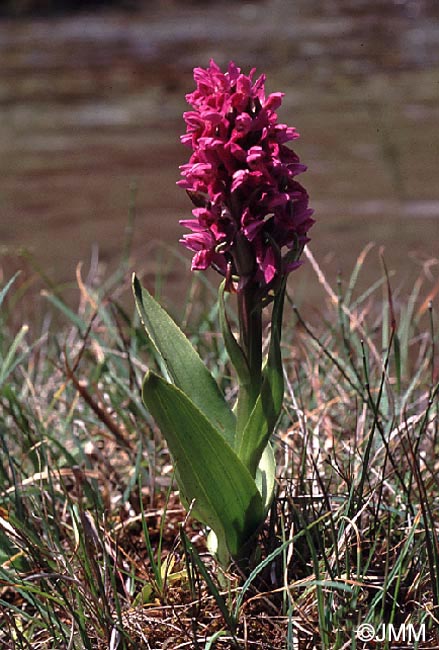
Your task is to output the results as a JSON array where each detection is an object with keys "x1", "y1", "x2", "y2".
[{"x1": 0, "y1": 246, "x2": 438, "y2": 649}]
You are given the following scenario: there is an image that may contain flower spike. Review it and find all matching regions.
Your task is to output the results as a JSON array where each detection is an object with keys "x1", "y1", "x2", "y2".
[{"x1": 179, "y1": 59, "x2": 314, "y2": 295}]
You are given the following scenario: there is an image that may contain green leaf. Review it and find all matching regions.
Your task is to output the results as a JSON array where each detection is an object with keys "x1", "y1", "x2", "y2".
[
  {"x1": 0, "y1": 272, "x2": 20, "y2": 310},
  {"x1": 133, "y1": 274, "x2": 235, "y2": 446},
  {"x1": 142, "y1": 371, "x2": 264, "y2": 559},
  {"x1": 255, "y1": 443, "x2": 276, "y2": 515},
  {"x1": 132, "y1": 582, "x2": 155, "y2": 607},
  {"x1": 393, "y1": 331, "x2": 402, "y2": 394},
  {"x1": 0, "y1": 324, "x2": 29, "y2": 389},
  {"x1": 218, "y1": 281, "x2": 250, "y2": 388},
  {"x1": 236, "y1": 284, "x2": 285, "y2": 477},
  {"x1": 0, "y1": 535, "x2": 25, "y2": 570}
]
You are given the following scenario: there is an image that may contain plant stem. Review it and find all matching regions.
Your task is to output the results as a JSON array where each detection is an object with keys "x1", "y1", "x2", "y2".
[{"x1": 236, "y1": 286, "x2": 262, "y2": 433}]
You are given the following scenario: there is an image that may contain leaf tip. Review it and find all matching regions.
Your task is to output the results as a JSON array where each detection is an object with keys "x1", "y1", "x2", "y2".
[
  {"x1": 142, "y1": 369, "x2": 160, "y2": 392},
  {"x1": 132, "y1": 272, "x2": 140, "y2": 295}
]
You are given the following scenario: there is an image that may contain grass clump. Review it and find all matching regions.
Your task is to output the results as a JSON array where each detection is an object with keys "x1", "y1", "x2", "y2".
[{"x1": 0, "y1": 246, "x2": 438, "y2": 649}]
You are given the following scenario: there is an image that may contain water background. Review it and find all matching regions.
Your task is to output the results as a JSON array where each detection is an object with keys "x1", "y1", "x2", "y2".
[{"x1": 1, "y1": 0, "x2": 438, "y2": 312}]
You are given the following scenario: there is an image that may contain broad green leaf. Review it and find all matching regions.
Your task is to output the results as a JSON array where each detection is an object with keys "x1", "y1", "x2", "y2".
[
  {"x1": 206, "y1": 443, "x2": 275, "y2": 564},
  {"x1": 236, "y1": 284, "x2": 285, "y2": 476},
  {"x1": 142, "y1": 372, "x2": 264, "y2": 558},
  {"x1": 133, "y1": 274, "x2": 235, "y2": 445}
]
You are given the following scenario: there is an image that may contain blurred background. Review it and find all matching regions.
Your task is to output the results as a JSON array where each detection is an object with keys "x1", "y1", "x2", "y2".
[{"x1": 1, "y1": 0, "x2": 438, "y2": 310}]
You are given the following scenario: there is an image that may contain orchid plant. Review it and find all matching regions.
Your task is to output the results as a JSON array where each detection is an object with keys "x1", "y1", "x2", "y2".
[{"x1": 133, "y1": 60, "x2": 314, "y2": 567}]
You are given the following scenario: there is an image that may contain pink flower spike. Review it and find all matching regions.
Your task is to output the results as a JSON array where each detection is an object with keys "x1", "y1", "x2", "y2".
[{"x1": 178, "y1": 59, "x2": 314, "y2": 293}]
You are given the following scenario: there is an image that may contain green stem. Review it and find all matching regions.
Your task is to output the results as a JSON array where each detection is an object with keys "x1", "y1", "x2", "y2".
[{"x1": 236, "y1": 286, "x2": 262, "y2": 434}]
